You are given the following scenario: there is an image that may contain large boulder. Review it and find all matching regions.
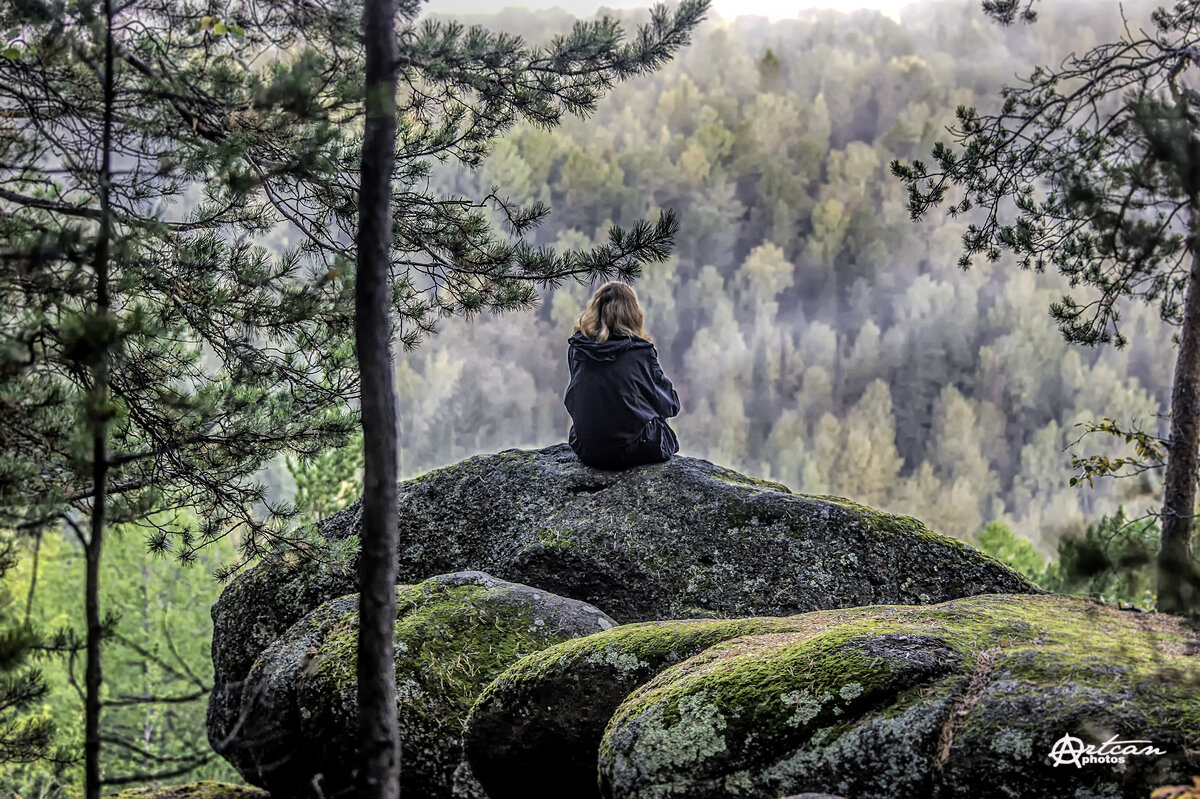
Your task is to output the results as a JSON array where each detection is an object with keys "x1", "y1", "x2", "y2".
[
  {"x1": 596, "y1": 594, "x2": 1200, "y2": 799},
  {"x1": 210, "y1": 445, "x2": 1035, "y2": 751},
  {"x1": 215, "y1": 571, "x2": 614, "y2": 798}
]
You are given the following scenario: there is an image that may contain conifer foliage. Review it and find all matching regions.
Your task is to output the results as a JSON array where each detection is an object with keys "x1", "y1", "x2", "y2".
[
  {"x1": 1, "y1": 0, "x2": 706, "y2": 791},
  {"x1": 0, "y1": 2, "x2": 362, "y2": 795},
  {"x1": 0, "y1": 540, "x2": 53, "y2": 769},
  {"x1": 892, "y1": 1, "x2": 1200, "y2": 613}
]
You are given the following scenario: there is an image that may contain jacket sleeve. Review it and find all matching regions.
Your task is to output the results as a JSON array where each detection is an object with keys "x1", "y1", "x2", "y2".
[{"x1": 647, "y1": 353, "x2": 680, "y2": 418}]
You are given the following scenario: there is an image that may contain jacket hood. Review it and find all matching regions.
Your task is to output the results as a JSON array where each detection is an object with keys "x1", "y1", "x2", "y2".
[{"x1": 568, "y1": 331, "x2": 654, "y2": 362}]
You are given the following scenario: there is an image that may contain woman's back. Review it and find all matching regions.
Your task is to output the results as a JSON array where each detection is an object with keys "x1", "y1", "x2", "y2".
[
  {"x1": 564, "y1": 332, "x2": 679, "y2": 467},
  {"x1": 562, "y1": 281, "x2": 680, "y2": 470}
]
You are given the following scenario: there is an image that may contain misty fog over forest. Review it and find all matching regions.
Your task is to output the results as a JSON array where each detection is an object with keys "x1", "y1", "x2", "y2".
[{"x1": 270, "y1": 0, "x2": 1177, "y2": 554}]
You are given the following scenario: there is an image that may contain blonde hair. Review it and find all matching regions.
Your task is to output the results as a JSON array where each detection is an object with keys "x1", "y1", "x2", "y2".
[{"x1": 573, "y1": 281, "x2": 651, "y2": 343}]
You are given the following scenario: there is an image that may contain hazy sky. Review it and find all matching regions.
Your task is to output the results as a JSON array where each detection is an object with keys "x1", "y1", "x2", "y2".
[
  {"x1": 432, "y1": 0, "x2": 909, "y2": 21},
  {"x1": 723, "y1": 0, "x2": 907, "y2": 18}
]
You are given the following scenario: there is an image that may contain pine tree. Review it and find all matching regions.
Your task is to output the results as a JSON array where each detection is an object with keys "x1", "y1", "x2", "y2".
[
  {"x1": 0, "y1": 2, "x2": 375, "y2": 791},
  {"x1": 892, "y1": 1, "x2": 1200, "y2": 612},
  {"x1": 336, "y1": 1, "x2": 711, "y2": 794},
  {"x1": 355, "y1": 0, "x2": 401, "y2": 794},
  {"x1": 1, "y1": 0, "x2": 708, "y2": 793}
]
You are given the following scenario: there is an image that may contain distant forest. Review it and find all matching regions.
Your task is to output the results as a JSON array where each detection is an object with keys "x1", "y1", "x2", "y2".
[{"x1": 272, "y1": 0, "x2": 1172, "y2": 551}]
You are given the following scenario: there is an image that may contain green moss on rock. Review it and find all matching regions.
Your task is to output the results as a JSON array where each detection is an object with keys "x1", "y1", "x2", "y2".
[
  {"x1": 211, "y1": 446, "x2": 1038, "y2": 758},
  {"x1": 598, "y1": 594, "x2": 1200, "y2": 799},
  {"x1": 220, "y1": 571, "x2": 614, "y2": 799},
  {"x1": 466, "y1": 599, "x2": 1066, "y2": 799},
  {"x1": 313, "y1": 576, "x2": 595, "y2": 721},
  {"x1": 467, "y1": 617, "x2": 811, "y2": 799},
  {"x1": 107, "y1": 783, "x2": 267, "y2": 799}
]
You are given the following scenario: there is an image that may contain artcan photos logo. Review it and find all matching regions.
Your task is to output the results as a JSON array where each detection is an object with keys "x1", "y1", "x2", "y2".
[{"x1": 1048, "y1": 734, "x2": 1168, "y2": 768}]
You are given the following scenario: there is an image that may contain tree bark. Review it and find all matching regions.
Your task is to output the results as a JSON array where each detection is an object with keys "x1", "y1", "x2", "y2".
[
  {"x1": 85, "y1": 0, "x2": 116, "y2": 795},
  {"x1": 85, "y1": 427, "x2": 107, "y2": 799},
  {"x1": 355, "y1": 0, "x2": 400, "y2": 795},
  {"x1": 1159, "y1": 236, "x2": 1200, "y2": 615}
]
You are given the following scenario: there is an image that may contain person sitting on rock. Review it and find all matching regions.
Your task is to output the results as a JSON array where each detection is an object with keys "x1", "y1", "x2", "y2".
[{"x1": 563, "y1": 281, "x2": 680, "y2": 469}]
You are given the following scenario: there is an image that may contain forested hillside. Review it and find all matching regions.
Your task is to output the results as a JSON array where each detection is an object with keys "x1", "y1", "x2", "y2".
[{"x1": 348, "y1": 0, "x2": 1175, "y2": 551}]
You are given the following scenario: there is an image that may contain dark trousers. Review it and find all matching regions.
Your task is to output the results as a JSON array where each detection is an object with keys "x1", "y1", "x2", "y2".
[{"x1": 582, "y1": 418, "x2": 679, "y2": 470}]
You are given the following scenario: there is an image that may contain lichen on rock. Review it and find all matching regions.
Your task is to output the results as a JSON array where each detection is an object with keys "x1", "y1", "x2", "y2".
[
  {"x1": 597, "y1": 594, "x2": 1200, "y2": 799},
  {"x1": 465, "y1": 616, "x2": 812, "y2": 799}
]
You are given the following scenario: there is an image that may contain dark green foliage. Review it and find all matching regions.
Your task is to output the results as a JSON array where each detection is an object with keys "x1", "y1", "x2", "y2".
[
  {"x1": 0, "y1": 0, "x2": 708, "y2": 567},
  {"x1": 974, "y1": 512, "x2": 1196, "y2": 610},
  {"x1": 0, "y1": 0, "x2": 363, "y2": 570},
  {"x1": 1049, "y1": 510, "x2": 1163, "y2": 609}
]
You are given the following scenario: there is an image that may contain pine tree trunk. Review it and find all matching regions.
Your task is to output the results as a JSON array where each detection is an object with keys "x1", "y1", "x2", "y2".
[
  {"x1": 85, "y1": 439, "x2": 106, "y2": 799},
  {"x1": 355, "y1": 0, "x2": 400, "y2": 795},
  {"x1": 85, "y1": 0, "x2": 116, "y2": 795},
  {"x1": 1158, "y1": 239, "x2": 1200, "y2": 615},
  {"x1": 141, "y1": 563, "x2": 152, "y2": 769}
]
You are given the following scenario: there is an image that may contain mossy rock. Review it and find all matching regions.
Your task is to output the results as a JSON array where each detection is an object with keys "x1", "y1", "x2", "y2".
[
  {"x1": 467, "y1": 607, "x2": 974, "y2": 799},
  {"x1": 596, "y1": 594, "x2": 1200, "y2": 799},
  {"x1": 211, "y1": 445, "x2": 1036, "y2": 749},
  {"x1": 107, "y1": 783, "x2": 267, "y2": 799},
  {"x1": 466, "y1": 616, "x2": 818, "y2": 799},
  {"x1": 216, "y1": 571, "x2": 614, "y2": 799}
]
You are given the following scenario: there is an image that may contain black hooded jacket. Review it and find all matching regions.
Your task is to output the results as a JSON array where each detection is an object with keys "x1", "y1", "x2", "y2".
[{"x1": 563, "y1": 332, "x2": 680, "y2": 468}]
